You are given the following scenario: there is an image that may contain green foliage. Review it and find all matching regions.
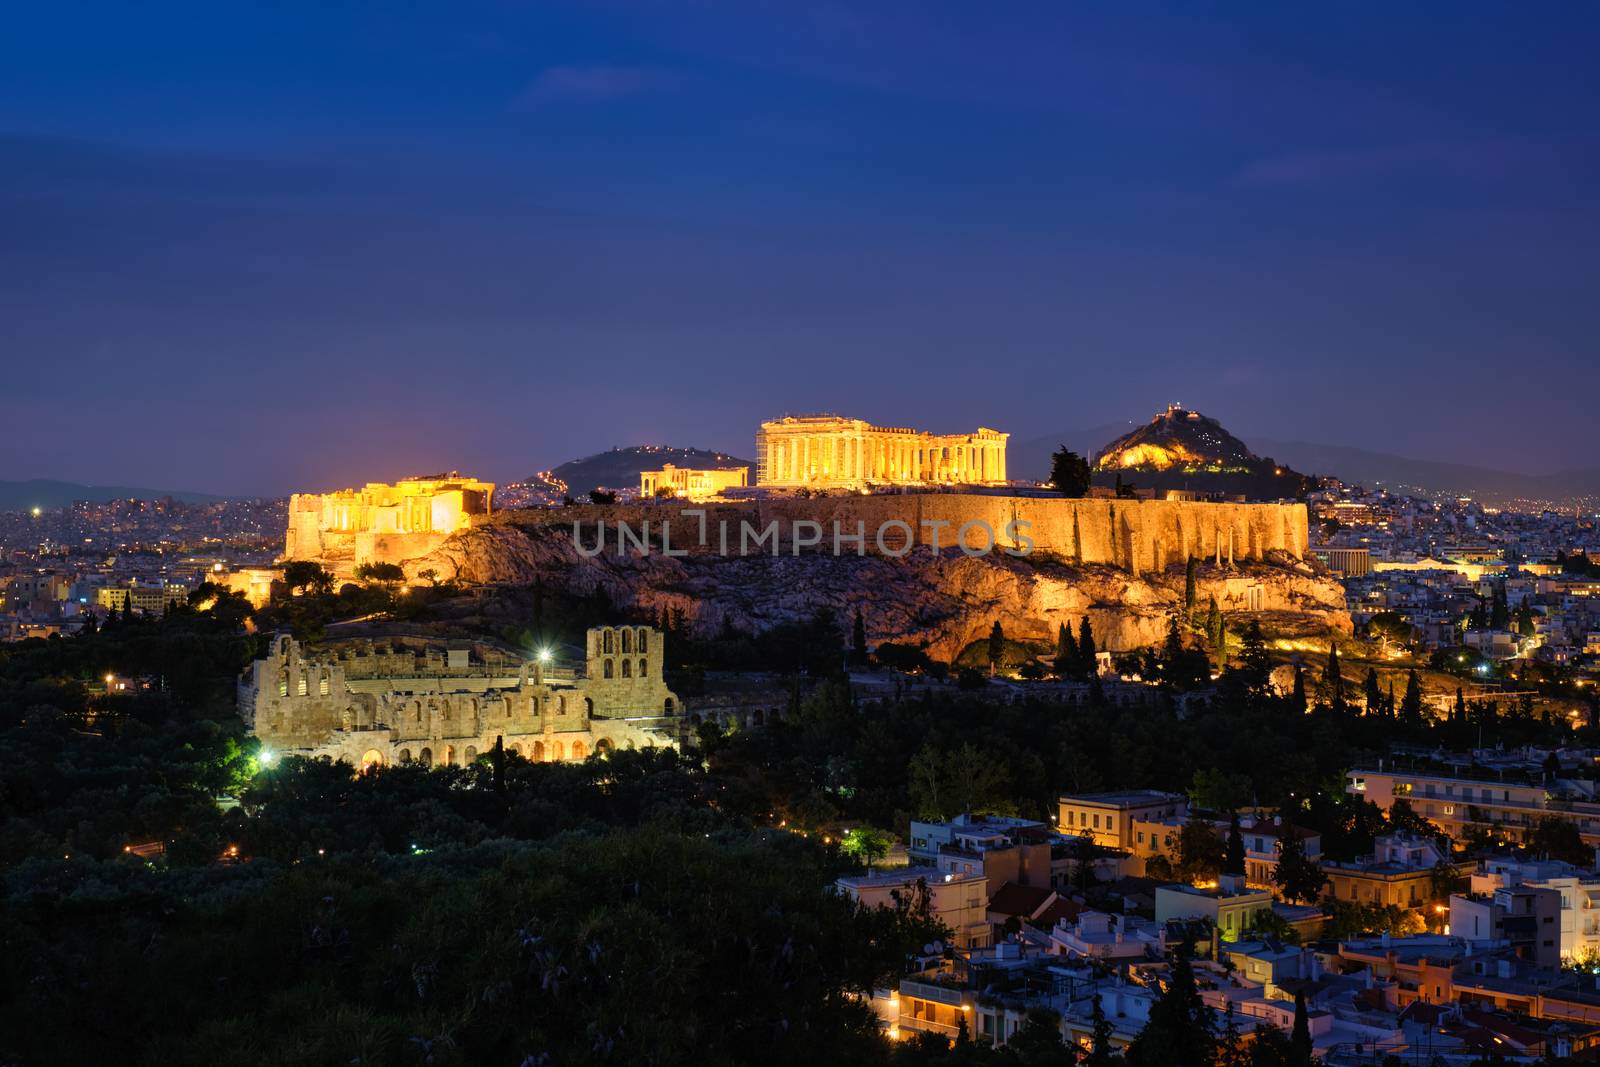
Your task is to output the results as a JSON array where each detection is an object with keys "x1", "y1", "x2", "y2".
[
  {"x1": 3, "y1": 824, "x2": 927, "y2": 1066},
  {"x1": 281, "y1": 560, "x2": 334, "y2": 596},
  {"x1": 1188, "y1": 768, "x2": 1250, "y2": 814},
  {"x1": 353, "y1": 561, "x2": 406, "y2": 584},
  {"x1": 1127, "y1": 940, "x2": 1214, "y2": 1067},
  {"x1": 908, "y1": 742, "x2": 1017, "y2": 821},
  {"x1": 1272, "y1": 830, "x2": 1325, "y2": 905},
  {"x1": 1173, "y1": 818, "x2": 1225, "y2": 883},
  {"x1": 1529, "y1": 814, "x2": 1596, "y2": 867},
  {"x1": 1049, "y1": 448, "x2": 1091, "y2": 498}
]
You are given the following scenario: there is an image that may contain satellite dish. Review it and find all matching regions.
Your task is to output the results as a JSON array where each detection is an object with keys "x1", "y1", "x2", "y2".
[{"x1": 922, "y1": 943, "x2": 935, "y2": 955}]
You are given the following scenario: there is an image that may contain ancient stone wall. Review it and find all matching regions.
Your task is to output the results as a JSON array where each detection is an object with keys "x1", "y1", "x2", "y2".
[{"x1": 485, "y1": 494, "x2": 1307, "y2": 571}]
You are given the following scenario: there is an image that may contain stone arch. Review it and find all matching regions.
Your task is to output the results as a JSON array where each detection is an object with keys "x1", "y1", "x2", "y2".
[
  {"x1": 584, "y1": 697, "x2": 594, "y2": 717},
  {"x1": 532, "y1": 740, "x2": 545, "y2": 761},
  {"x1": 664, "y1": 697, "x2": 675, "y2": 714},
  {"x1": 443, "y1": 745, "x2": 456, "y2": 766},
  {"x1": 464, "y1": 745, "x2": 478, "y2": 763},
  {"x1": 419, "y1": 747, "x2": 433, "y2": 767},
  {"x1": 570, "y1": 739, "x2": 587, "y2": 760},
  {"x1": 621, "y1": 659, "x2": 632, "y2": 678},
  {"x1": 638, "y1": 658, "x2": 647, "y2": 677},
  {"x1": 604, "y1": 658, "x2": 614, "y2": 679},
  {"x1": 550, "y1": 740, "x2": 564, "y2": 761},
  {"x1": 398, "y1": 747, "x2": 413, "y2": 763},
  {"x1": 637, "y1": 628, "x2": 648, "y2": 653},
  {"x1": 595, "y1": 737, "x2": 613, "y2": 756},
  {"x1": 603, "y1": 629, "x2": 614, "y2": 654},
  {"x1": 359, "y1": 749, "x2": 384, "y2": 772},
  {"x1": 621, "y1": 629, "x2": 632, "y2": 653}
]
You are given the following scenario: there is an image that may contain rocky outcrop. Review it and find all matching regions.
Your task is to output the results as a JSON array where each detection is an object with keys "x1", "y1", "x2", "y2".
[{"x1": 410, "y1": 523, "x2": 1349, "y2": 660}]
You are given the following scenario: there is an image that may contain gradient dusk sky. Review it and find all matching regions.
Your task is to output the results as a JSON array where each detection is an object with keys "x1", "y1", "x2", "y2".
[{"x1": 3, "y1": 2, "x2": 1597, "y2": 495}]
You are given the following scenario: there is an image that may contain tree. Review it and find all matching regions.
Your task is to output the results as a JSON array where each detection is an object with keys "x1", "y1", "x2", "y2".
[
  {"x1": 1049, "y1": 448, "x2": 1091, "y2": 498},
  {"x1": 1289, "y1": 990, "x2": 1312, "y2": 1067},
  {"x1": 1238, "y1": 621, "x2": 1270, "y2": 687},
  {"x1": 1007, "y1": 1008, "x2": 1078, "y2": 1066},
  {"x1": 1322, "y1": 641, "x2": 1344, "y2": 709},
  {"x1": 1078, "y1": 617, "x2": 1097, "y2": 677},
  {"x1": 1273, "y1": 828, "x2": 1326, "y2": 904},
  {"x1": 1288, "y1": 664, "x2": 1307, "y2": 714},
  {"x1": 1189, "y1": 768, "x2": 1250, "y2": 814},
  {"x1": 1127, "y1": 938, "x2": 1214, "y2": 1067},
  {"x1": 850, "y1": 609, "x2": 868, "y2": 667},
  {"x1": 1224, "y1": 811, "x2": 1246, "y2": 877},
  {"x1": 1054, "y1": 622, "x2": 1080, "y2": 677},
  {"x1": 840, "y1": 826, "x2": 892, "y2": 873},
  {"x1": 589, "y1": 488, "x2": 617, "y2": 505},
  {"x1": 1399, "y1": 670, "x2": 1424, "y2": 727},
  {"x1": 1454, "y1": 686, "x2": 1467, "y2": 722},
  {"x1": 1367, "y1": 611, "x2": 1411, "y2": 653},
  {"x1": 1528, "y1": 815, "x2": 1596, "y2": 867},
  {"x1": 1363, "y1": 668, "x2": 1382, "y2": 717},
  {"x1": 282, "y1": 560, "x2": 333, "y2": 596},
  {"x1": 1085, "y1": 994, "x2": 1116, "y2": 1067},
  {"x1": 1174, "y1": 818, "x2": 1226, "y2": 883},
  {"x1": 988, "y1": 620, "x2": 1006, "y2": 676},
  {"x1": 353, "y1": 561, "x2": 406, "y2": 585},
  {"x1": 1184, "y1": 556, "x2": 1198, "y2": 615}
]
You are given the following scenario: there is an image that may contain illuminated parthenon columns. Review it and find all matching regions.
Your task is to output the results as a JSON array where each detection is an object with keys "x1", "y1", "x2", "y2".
[{"x1": 755, "y1": 415, "x2": 1008, "y2": 489}]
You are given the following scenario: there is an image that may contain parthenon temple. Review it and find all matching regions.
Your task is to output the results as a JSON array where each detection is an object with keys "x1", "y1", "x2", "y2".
[{"x1": 755, "y1": 415, "x2": 1008, "y2": 489}]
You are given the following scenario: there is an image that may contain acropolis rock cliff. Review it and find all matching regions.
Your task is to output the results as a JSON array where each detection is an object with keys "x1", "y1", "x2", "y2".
[{"x1": 408, "y1": 497, "x2": 1347, "y2": 659}]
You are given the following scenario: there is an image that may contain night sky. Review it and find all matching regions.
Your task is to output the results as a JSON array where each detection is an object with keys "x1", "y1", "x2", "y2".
[{"x1": 4, "y1": 2, "x2": 1597, "y2": 495}]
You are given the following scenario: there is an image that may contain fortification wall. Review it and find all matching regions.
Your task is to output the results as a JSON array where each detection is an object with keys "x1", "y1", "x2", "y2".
[{"x1": 486, "y1": 494, "x2": 1307, "y2": 572}]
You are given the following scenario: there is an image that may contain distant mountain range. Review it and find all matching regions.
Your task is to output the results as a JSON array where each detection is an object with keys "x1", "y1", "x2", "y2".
[
  {"x1": 0, "y1": 479, "x2": 230, "y2": 512},
  {"x1": 1010, "y1": 427, "x2": 1600, "y2": 503},
  {"x1": 528, "y1": 446, "x2": 755, "y2": 498}
]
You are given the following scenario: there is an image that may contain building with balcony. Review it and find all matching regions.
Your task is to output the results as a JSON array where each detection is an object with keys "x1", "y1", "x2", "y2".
[
  {"x1": 1058, "y1": 789, "x2": 1186, "y2": 850},
  {"x1": 1348, "y1": 766, "x2": 1600, "y2": 849}
]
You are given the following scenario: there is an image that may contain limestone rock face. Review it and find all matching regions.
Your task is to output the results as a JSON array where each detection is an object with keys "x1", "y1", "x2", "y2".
[{"x1": 411, "y1": 523, "x2": 1349, "y2": 660}]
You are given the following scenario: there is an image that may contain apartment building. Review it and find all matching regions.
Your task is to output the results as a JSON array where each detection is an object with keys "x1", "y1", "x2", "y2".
[
  {"x1": 836, "y1": 866, "x2": 991, "y2": 948},
  {"x1": 1058, "y1": 790, "x2": 1186, "y2": 850},
  {"x1": 1348, "y1": 767, "x2": 1600, "y2": 848}
]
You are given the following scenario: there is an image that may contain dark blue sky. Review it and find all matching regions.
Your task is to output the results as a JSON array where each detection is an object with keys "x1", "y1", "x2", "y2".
[{"x1": 4, "y1": 2, "x2": 1597, "y2": 494}]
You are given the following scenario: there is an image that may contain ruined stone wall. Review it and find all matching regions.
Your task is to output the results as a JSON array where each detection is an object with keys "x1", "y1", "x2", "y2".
[{"x1": 485, "y1": 494, "x2": 1307, "y2": 571}]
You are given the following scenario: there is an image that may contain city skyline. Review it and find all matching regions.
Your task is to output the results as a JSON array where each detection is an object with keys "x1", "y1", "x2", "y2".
[{"x1": 6, "y1": 2, "x2": 1600, "y2": 494}]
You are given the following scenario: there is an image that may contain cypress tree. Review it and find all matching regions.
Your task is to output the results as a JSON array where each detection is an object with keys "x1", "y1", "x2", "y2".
[
  {"x1": 1078, "y1": 617, "x2": 1097, "y2": 676},
  {"x1": 1224, "y1": 810, "x2": 1246, "y2": 876},
  {"x1": 1184, "y1": 555, "x2": 1198, "y2": 616},
  {"x1": 1055, "y1": 622, "x2": 1079, "y2": 677},
  {"x1": 1290, "y1": 989, "x2": 1313, "y2": 1067},
  {"x1": 1324, "y1": 641, "x2": 1344, "y2": 709},
  {"x1": 988, "y1": 620, "x2": 1006, "y2": 675},
  {"x1": 1129, "y1": 938, "x2": 1214, "y2": 1067},
  {"x1": 1289, "y1": 664, "x2": 1307, "y2": 714},
  {"x1": 1400, "y1": 669, "x2": 1424, "y2": 726},
  {"x1": 851, "y1": 609, "x2": 867, "y2": 665},
  {"x1": 1455, "y1": 685, "x2": 1467, "y2": 723},
  {"x1": 1363, "y1": 668, "x2": 1382, "y2": 716}
]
